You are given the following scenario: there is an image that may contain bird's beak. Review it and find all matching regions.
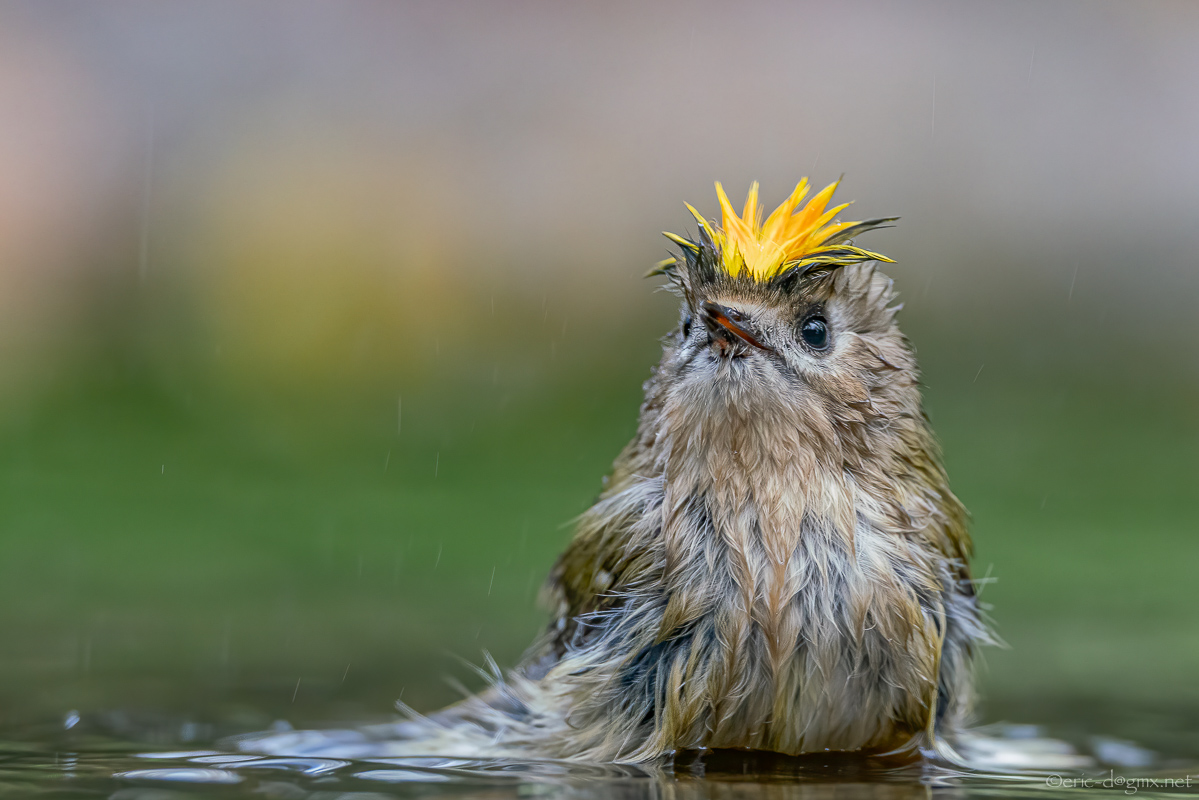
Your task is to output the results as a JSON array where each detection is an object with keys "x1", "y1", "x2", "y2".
[{"x1": 700, "y1": 301, "x2": 774, "y2": 353}]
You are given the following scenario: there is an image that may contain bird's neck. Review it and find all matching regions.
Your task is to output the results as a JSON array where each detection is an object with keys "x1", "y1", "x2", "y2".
[{"x1": 652, "y1": 390, "x2": 870, "y2": 554}]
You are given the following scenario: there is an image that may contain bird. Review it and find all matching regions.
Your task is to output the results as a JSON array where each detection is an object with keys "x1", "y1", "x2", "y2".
[{"x1": 245, "y1": 178, "x2": 990, "y2": 765}]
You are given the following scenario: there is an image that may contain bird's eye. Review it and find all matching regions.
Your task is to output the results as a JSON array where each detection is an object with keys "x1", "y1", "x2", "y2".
[
  {"x1": 799, "y1": 316, "x2": 830, "y2": 351},
  {"x1": 681, "y1": 314, "x2": 692, "y2": 339}
]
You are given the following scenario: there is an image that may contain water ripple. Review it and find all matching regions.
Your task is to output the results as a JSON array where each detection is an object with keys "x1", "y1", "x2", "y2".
[
  {"x1": 2, "y1": 719, "x2": 1196, "y2": 800},
  {"x1": 114, "y1": 767, "x2": 244, "y2": 784}
]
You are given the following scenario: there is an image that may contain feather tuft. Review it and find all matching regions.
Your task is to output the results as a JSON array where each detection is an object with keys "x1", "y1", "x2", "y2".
[{"x1": 660, "y1": 180, "x2": 894, "y2": 283}]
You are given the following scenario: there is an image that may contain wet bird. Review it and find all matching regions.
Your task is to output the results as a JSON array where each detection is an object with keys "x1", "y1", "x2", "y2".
[{"x1": 252, "y1": 179, "x2": 990, "y2": 764}]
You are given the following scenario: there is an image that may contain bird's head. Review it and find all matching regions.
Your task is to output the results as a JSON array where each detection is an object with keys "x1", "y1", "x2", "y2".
[{"x1": 648, "y1": 180, "x2": 920, "y2": 473}]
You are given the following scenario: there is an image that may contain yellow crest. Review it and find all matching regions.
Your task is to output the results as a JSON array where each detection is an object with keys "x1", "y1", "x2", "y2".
[{"x1": 659, "y1": 179, "x2": 894, "y2": 282}]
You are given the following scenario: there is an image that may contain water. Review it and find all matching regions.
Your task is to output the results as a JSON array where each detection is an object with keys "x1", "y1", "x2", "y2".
[{"x1": 3, "y1": 715, "x2": 1198, "y2": 799}]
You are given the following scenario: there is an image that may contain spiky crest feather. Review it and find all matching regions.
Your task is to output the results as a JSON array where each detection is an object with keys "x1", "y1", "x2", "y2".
[{"x1": 652, "y1": 179, "x2": 896, "y2": 285}]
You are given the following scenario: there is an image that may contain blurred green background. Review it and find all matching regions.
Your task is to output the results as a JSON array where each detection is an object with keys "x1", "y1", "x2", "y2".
[{"x1": 0, "y1": 0, "x2": 1195, "y2": 756}]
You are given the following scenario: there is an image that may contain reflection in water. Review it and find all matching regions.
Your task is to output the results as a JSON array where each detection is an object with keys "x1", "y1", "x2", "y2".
[
  {"x1": 0, "y1": 719, "x2": 1192, "y2": 800},
  {"x1": 113, "y1": 767, "x2": 245, "y2": 784}
]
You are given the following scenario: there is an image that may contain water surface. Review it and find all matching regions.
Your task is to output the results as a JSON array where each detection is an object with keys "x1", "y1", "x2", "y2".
[{"x1": 5, "y1": 714, "x2": 1197, "y2": 799}]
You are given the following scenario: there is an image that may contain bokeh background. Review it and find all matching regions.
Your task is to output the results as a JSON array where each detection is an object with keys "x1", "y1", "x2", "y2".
[{"x1": 0, "y1": 0, "x2": 1195, "y2": 755}]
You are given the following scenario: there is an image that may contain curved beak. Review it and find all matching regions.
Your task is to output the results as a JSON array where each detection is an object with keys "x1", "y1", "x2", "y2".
[{"x1": 700, "y1": 301, "x2": 774, "y2": 353}]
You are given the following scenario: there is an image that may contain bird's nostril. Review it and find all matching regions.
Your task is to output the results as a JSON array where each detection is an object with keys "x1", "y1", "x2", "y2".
[
  {"x1": 700, "y1": 301, "x2": 734, "y2": 331},
  {"x1": 699, "y1": 301, "x2": 773, "y2": 353}
]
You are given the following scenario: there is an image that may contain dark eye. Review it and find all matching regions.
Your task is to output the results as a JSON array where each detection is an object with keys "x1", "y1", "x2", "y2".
[
  {"x1": 681, "y1": 314, "x2": 692, "y2": 339},
  {"x1": 799, "y1": 315, "x2": 830, "y2": 351}
]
